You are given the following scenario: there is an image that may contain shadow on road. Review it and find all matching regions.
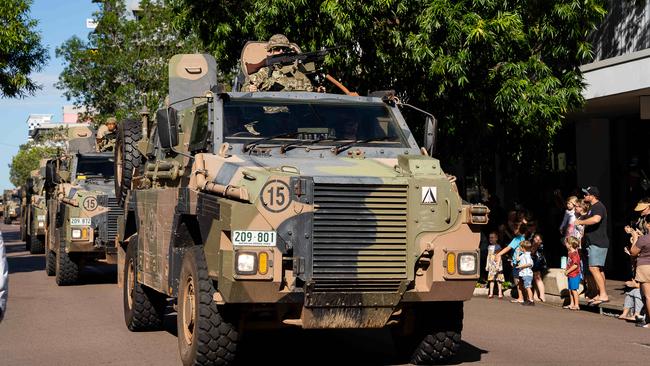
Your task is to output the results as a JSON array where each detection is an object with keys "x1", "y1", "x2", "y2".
[
  {"x1": 448, "y1": 341, "x2": 488, "y2": 364},
  {"x1": 4, "y1": 241, "x2": 27, "y2": 255},
  {"x1": 77, "y1": 262, "x2": 117, "y2": 285},
  {"x1": 5, "y1": 240, "x2": 117, "y2": 284},
  {"x1": 8, "y1": 254, "x2": 44, "y2": 273},
  {"x1": 157, "y1": 314, "x2": 487, "y2": 366},
  {"x1": 1, "y1": 227, "x2": 22, "y2": 242}
]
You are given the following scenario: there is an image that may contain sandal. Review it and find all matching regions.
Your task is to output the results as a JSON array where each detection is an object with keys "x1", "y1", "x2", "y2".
[
  {"x1": 562, "y1": 305, "x2": 571, "y2": 309},
  {"x1": 589, "y1": 299, "x2": 609, "y2": 306},
  {"x1": 510, "y1": 299, "x2": 524, "y2": 303}
]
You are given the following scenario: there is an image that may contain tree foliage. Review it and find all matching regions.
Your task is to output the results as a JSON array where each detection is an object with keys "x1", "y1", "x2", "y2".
[
  {"x1": 0, "y1": 0, "x2": 48, "y2": 98},
  {"x1": 181, "y1": 0, "x2": 606, "y2": 170},
  {"x1": 9, "y1": 143, "x2": 58, "y2": 187},
  {"x1": 56, "y1": 0, "x2": 202, "y2": 122}
]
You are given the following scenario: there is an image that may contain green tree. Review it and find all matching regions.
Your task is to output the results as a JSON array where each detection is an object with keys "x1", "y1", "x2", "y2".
[
  {"x1": 56, "y1": 0, "x2": 202, "y2": 122},
  {"x1": 181, "y1": 0, "x2": 606, "y2": 171},
  {"x1": 0, "y1": 0, "x2": 48, "y2": 98},
  {"x1": 9, "y1": 143, "x2": 58, "y2": 187}
]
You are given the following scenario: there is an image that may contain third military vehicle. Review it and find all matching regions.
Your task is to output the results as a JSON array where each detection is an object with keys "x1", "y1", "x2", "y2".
[
  {"x1": 45, "y1": 126, "x2": 120, "y2": 285},
  {"x1": 115, "y1": 51, "x2": 488, "y2": 365},
  {"x1": 21, "y1": 164, "x2": 49, "y2": 254}
]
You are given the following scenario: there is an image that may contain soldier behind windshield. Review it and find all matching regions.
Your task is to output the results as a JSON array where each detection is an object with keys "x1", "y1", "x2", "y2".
[
  {"x1": 96, "y1": 117, "x2": 117, "y2": 152},
  {"x1": 246, "y1": 34, "x2": 315, "y2": 92}
]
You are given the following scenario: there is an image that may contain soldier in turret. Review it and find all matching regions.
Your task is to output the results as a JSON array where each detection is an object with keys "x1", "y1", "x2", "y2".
[
  {"x1": 96, "y1": 117, "x2": 117, "y2": 152},
  {"x1": 246, "y1": 34, "x2": 315, "y2": 92}
]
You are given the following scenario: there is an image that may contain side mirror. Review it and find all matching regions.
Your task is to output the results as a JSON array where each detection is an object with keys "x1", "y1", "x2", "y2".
[
  {"x1": 157, "y1": 108, "x2": 179, "y2": 149},
  {"x1": 424, "y1": 115, "x2": 437, "y2": 155},
  {"x1": 58, "y1": 171, "x2": 71, "y2": 183}
]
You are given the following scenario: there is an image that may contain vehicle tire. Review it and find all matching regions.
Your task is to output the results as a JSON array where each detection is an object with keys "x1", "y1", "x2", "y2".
[
  {"x1": 29, "y1": 235, "x2": 45, "y2": 254},
  {"x1": 393, "y1": 302, "x2": 463, "y2": 365},
  {"x1": 45, "y1": 250, "x2": 56, "y2": 276},
  {"x1": 123, "y1": 238, "x2": 165, "y2": 331},
  {"x1": 55, "y1": 248, "x2": 79, "y2": 286},
  {"x1": 178, "y1": 246, "x2": 238, "y2": 366},
  {"x1": 115, "y1": 119, "x2": 143, "y2": 207},
  {"x1": 25, "y1": 234, "x2": 31, "y2": 252}
]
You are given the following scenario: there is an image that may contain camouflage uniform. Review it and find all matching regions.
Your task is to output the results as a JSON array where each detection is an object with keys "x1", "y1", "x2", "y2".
[
  {"x1": 96, "y1": 117, "x2": 117, "y2": 152},
  {"x1": 247, "y1": 34, "x2": 314, "y2": 92}
]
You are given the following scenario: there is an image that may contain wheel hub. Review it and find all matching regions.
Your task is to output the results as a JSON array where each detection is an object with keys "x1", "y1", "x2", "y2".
[
  {"x1": 182, "y1": 275, "x2": 196, "y2": 345},
  {"x1": 127, "y1": 259, "x2": 135, "y2": 309}
]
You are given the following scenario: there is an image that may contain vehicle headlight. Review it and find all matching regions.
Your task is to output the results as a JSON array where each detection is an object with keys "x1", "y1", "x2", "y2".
[
  {"x1": 71, "y1": 227, "x2": 91, "y2": 240},
  {"x1": 458, "y1": 253, "x2": 477, "y2": 275},
  {"x1": 235, "y1": 252, "x2": 257, "y2": 275}
]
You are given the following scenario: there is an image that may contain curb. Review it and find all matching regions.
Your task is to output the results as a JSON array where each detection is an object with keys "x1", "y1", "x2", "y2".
[{"x1": 472, "y1": 287, "x2": 623, "y2": 314}]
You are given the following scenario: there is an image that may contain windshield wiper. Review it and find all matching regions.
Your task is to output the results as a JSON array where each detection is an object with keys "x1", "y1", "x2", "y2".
[
  {"x1": 280, "y1": 136, "x2": 342, "y2": 153},
  {"x1": 242, "y1": 132, "x2": 301, "y2": 153},
  {"x1": 333, "y1": 137, "x2": 392, "y2": 155}
]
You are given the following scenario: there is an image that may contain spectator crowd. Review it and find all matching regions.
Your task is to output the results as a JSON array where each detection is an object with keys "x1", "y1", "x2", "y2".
[{"x1": 481, "y1": 185, "x2": 649, "y2": 329}]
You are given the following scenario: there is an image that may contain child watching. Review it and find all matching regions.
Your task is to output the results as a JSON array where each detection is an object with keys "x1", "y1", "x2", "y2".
[
  {"x1": 619, "y1": 282, "x2": 643, "y2": 321},
  {"x1": 517, "y1": 240, "x2": 535, "y2": 306},
  {"x1": 560, "y1": 196, "x2": 578, "y2": 240},
  {"x1": 485, "y1": 232, "x2": 504, "y2": 299},
  {"x1": 573, "y1": 199, "x2": 591, "y2": 245},
  {"x1": 564, "y1": 236, "x2": 582, "y2": 310}
]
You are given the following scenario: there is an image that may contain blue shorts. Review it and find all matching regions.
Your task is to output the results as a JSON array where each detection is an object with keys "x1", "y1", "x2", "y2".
[
  {"x1": 512, "y1": 268, "x2": 520, "y2": 278},
  {"x1": 521, "y1": 275, "x2": 533, "y2": 288},
  {"x1": 587, "y1": 246, "x2": 608, "y2": 267},
  {"x1": 568, "y1": 276, "x2": 581, "y2": 290}
]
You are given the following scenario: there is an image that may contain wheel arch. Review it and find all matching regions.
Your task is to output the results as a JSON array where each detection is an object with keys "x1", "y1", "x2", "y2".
[{"x1": 168, "y1": 213, "x2": 204, "y2": 297}]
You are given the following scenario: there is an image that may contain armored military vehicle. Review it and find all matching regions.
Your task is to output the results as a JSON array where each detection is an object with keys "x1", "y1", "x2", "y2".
[
  {"x1": 115, "y1": 52, "x2": 488, "y2": 365},
  {"x1": 20, "y1": 165, "x2": 49, "y2": 254},
  {"x1": 44, "y1": 126, "x2": 120, "y2": 285},
  {"x1": 3, "y1": 189, "x2": 21, "y2": 224}
]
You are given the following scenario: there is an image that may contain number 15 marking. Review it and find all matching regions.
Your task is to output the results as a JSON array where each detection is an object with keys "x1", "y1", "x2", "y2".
[{"x1": 260, "y1": 180, "x2": 291, "y2": 212}]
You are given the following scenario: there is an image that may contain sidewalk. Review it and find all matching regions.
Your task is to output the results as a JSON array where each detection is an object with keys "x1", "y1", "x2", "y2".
[{"x1": 473, "y1": 273, "x2": 628, "y2": 315}]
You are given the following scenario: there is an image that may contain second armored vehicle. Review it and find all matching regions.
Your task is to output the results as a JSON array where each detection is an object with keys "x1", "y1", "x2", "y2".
[{"x1": 45, "y1": 126, "x2": 120, "y2": 285}]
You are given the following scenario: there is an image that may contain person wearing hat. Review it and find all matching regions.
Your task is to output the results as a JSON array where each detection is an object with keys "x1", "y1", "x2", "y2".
[
  {"x1": 575, "y1": 186, "x2": 610, "y2": 305},
  {"x1": 625, "y1": 197, "x2": 650, "y2": 235},
  {"x1": 246, "y1": 34, "x2": 314, "y2": 92},
  {"x1": 96, "y1": 117, "x2": 118, "y2": 152},
  {"x1": 623, "y1": 198, "x2": 650, "y2": 289}
]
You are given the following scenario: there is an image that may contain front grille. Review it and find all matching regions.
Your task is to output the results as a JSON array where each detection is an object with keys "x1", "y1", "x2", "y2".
[
  {"x1": 311, "y1": 183, "x2": 408, "y2": 292},
  {"x1": 96, "y1": 195, "x2": 121, "y2": 245},
  {"x1": 106, "y1": 197, "x2": 120, "y2": 242}
]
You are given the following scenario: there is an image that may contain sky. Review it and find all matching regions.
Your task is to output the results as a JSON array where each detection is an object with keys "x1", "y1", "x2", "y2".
[{"x1": 0, "y1": 0, "x2": 99, "y2": 190}]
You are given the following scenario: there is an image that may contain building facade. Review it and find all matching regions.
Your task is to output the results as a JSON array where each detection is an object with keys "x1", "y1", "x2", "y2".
[{"x1": 572, "y1": 0, "x2": 650, "y2": 278}]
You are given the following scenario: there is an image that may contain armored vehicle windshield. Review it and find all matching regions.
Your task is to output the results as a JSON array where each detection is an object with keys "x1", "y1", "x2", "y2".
[
  {"x1": 223, "y1": 98, "x2": 410, "y2": 149},
  {"x1": 74, "y1": 154, "x2": 115, "y2": 180}
]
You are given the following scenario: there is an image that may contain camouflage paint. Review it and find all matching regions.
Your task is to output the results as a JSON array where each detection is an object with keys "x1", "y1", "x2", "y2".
[{"x1": 121, "y1": 54, "x2": 489, "y2": 331}]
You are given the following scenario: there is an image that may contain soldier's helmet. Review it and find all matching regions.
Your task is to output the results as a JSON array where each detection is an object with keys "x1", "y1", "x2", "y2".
[
  {"x1": 266, "y1": 34, "x2": 292, "y2": 51},
  {"x1": 106, "y1": 117, "x2": 117, "y2": 130}
]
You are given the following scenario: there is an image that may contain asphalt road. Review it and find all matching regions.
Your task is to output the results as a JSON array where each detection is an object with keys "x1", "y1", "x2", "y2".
[{"x1": 1, "y1": 222, "x2": 649, "y2": 365}]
